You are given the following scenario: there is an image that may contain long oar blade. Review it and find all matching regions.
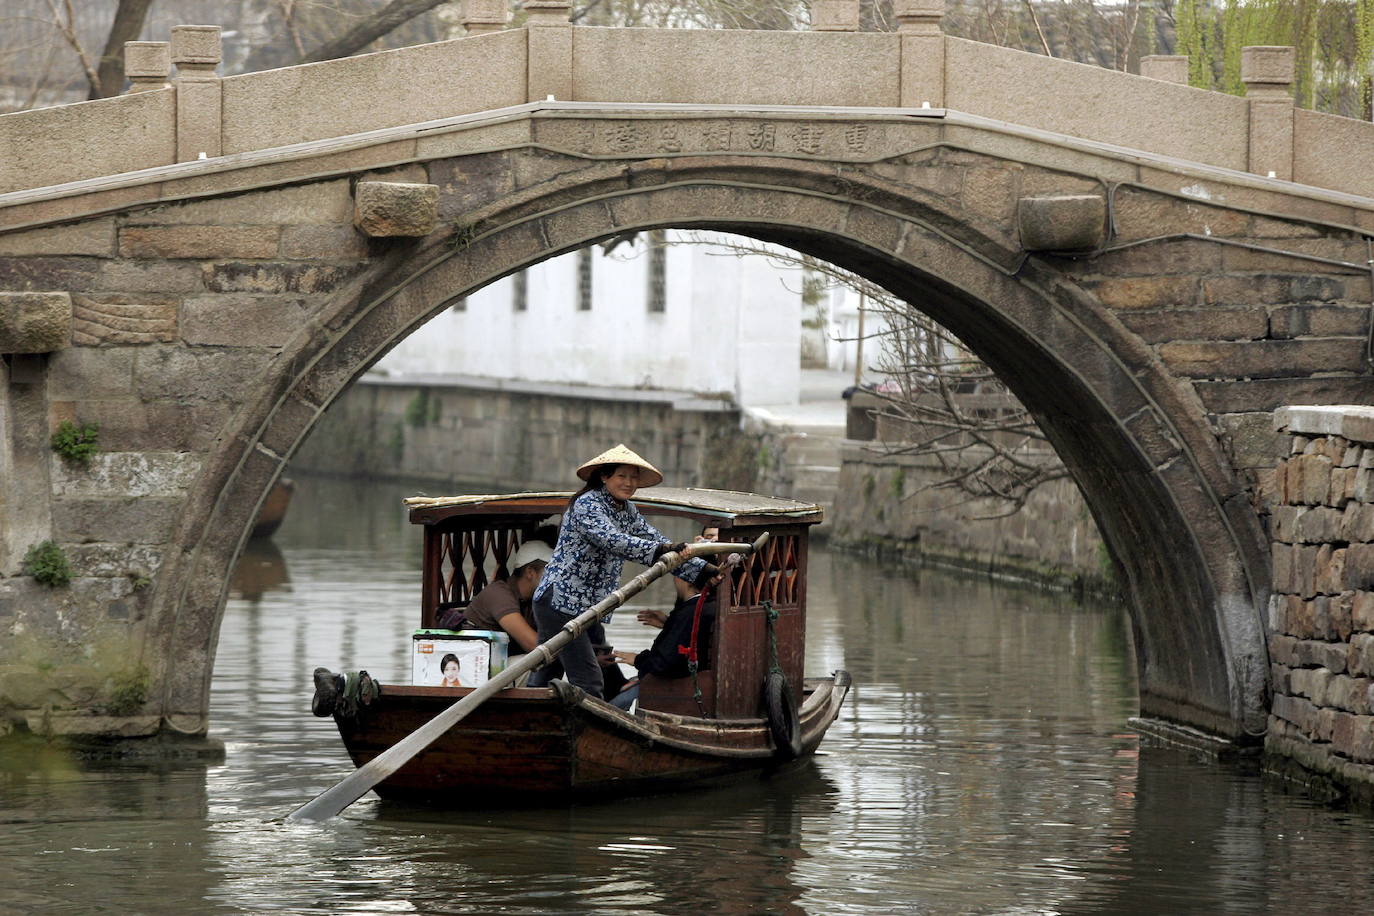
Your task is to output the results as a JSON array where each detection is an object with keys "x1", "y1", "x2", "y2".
[{"x1": 285, "y1": 534, "x2": 766, "y2": 824}]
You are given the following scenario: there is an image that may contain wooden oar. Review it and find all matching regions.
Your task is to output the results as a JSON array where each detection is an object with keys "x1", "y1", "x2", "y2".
[{"x1": 286, "y1": 533, "x2": 769, "y2": 823}]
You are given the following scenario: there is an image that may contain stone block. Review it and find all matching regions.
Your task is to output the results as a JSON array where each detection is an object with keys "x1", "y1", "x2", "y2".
[
  {"x1": 1089, "y1": 276, "x2": 1198, "y2": 310},
  {"x1": 1311, "y1": 594, "x2": 1332, "y2": 636},
  {"x1": 1291, "y1": 593, "x2": 1312, "y2": 634},
  {"x1": 119, "y1": 225, "x2": 280, "y2": 259},
  {"x1": 1294, "y1": 637, "x2": 1349, "y2": 674},
  {"x1": 1331, "y1": 711, "x2": 1357, "y2": 756},
  {"x1": 1344, "y1": 543, "x2": 1374, "y2": 591},
  {"x1": 1315, "y1": 706, "x2": 1337, "y2": 742},
  {"x1": 50, "y1": 451, "x2": 202, "y2": 498},
  {"x1": 65, "y1": 543, "x2": 163, "y2": 579},
  {"x1": 1241, "y1": 45, "x2": 1295, "y2": 91},
  {"x1": 171, "y1": 25, "x2": 222, "y2": 66},
  {"x1": 1350, "y1": 632, "x2": 1374, "y2": 677},
  {"x1": 280, "y1": 224, "x2": 370, "y2": 260},
  {"x1": 134, "y1": 345, "x2": 276, "y2": 402},
  {"x1": 0, "y1": 291, "x2": 71, "y2": 353},
  {"x1": 1314, "y1": 546, "x2": 1346, "y2": 596},
  {"x1": 1140, "y1": 55, "x2": 1188, "y2": 83},
  {"x1": 201, "y1": 261, "x2": 360, "y2": 294},
  {"x1": 71, "y1": 293, "x2": 178, "y2": 345},
  {"x1": 124, "y1": 41, "x2": 170, "y2": 80},
  {"x1": 1353, "y1": 716, "x2": 1374, "y2": 763},
  {"x1": 1333, "y1": 590, "x2": 1355, "y2": 641},
  {"x1": 353, "y1": 181, "x2": 439, "y2": 237},
  {"x1": 180, "y1": 294, "x2": 310, "y2": 347},
  {"x1": 0, "y1": 219, "x2": 116, "y2": 257},
  {"x1": 1157, "y1": 338, "x2": 1366, "y2": 380},
  {"x1": 51, "y1": 496, "x2": 182, "y2": 544},
  {"x1": 145, "y1": 181, "x2": 354, "y2": 226},
  {"x1": 1269, "y1": 633, "x2": 1298, "y2": 666},
  {"x1": 1271, "y1": 662, "x2": 1292, "y2": 694},
  {"x1": 1297, "y1": 545, "x2": 1318, "y2": 598},
  {"x1": 1113, "y1": 188, "x2": 1249, "y2": 239},
  {"x1": 1016, "y1": 194, "x2": 1106, "y2": 251},
  {"x1": 1329, "y1": 466, "x2": 1354, "y2": 506},
  {"x1": 1357, "y1": 467, "x2": 1374, "y2": 503},
  {"x1": 46, "y1": 346, "x2": 135, "y2": 398},
  {"x1": 1119, "y1": 307, "x2": 1266, "y2": 345},
  {"x1": 174, "y1": 74, "x2": 221, "y2": 161},
  {"x1": 1247, "y1": 97, "x2": 1293, "y2": 180},
  {"x1": 1270, "y1": 304, "x2": 1370, "y2": 339},
  {"x1": 1295, "y1": 453, "x2": 1333, "y2": 505},
  {"x1": 1268, "y1": 591, "x2": 1287, "y2": 629},
  {"x1": 1354, "y1": 591, "x2": 1374, "y2": 632},
  {"x1": 1272, "y1": 692, "x2": 1316, "y2": 734},
  {"x1": 1271, "y1": 541, "x2": 1296, "y2": 592},
  {"x1": 99, "y1": 259, "x2": 202, "y2": 293}
]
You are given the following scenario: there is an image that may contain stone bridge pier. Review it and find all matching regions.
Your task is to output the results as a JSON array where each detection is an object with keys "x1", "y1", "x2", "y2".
[{"x1": 0, "y1": 7, "x2": 1372, "y2": 796}]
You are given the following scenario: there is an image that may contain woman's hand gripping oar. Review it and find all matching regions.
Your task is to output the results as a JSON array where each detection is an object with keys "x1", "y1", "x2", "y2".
[{"x1": 285, "y1": 532, "x2": 769, "y2": 824}]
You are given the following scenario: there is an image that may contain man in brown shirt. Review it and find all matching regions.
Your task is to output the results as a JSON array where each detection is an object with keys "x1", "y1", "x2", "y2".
[{"x1": 462, "y1": 540, "x2": 552, "y2": 655}]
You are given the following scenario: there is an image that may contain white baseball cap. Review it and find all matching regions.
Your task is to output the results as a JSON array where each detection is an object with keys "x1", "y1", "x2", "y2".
[{"x1": 513, "y1": 540, "x2": 553, "y2": 569}]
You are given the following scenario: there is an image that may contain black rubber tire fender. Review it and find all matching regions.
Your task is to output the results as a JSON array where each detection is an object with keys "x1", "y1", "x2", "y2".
[{"x1": 764, "y1": 670, "x2": 803, "y2": 760}]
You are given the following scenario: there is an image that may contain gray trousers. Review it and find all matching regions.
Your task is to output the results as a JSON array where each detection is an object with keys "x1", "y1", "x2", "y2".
[{"x1": 527, "y1": 586, "x2": 604, "y2": 697}]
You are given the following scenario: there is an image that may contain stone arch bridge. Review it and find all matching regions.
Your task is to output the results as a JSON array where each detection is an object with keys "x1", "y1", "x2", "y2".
[{"x1": 1, "y1": 5, "x2": 1372, "y2": 782}]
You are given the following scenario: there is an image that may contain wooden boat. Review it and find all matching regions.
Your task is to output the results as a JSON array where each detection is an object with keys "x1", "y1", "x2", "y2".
[
  {"x1": 249, "y1": 477, "x2": 294, "y2": 539},
  {"x1": 322, "y1": 487, "x2": 851, "y2": 803}
]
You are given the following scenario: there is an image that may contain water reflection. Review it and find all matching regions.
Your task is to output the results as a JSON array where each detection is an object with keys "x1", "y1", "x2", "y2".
[
  {"x1": 229, "y1": 538, "x2": 291, "y2": 601},
  {"x1": 3, "y1": 474, "x2": 1374, "y2": 914}
]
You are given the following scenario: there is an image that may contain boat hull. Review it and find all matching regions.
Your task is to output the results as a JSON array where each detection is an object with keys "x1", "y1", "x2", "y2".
[{"x1": 333, "y1": 673, "x2": 851, "y2": 803}]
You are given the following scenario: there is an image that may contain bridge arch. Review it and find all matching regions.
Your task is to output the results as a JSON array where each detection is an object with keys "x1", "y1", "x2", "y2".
[{"x1": 152, "y1": 150, "x2": 1269, "y2": 739}]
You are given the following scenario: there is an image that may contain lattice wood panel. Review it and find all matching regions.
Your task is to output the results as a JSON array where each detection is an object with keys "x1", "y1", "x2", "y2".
[
  {"x1": 731, "y1": 534, "x2": 800, "y2": 608},
  {"x1": 435, "y1": 526, "x2": 520, "y2": 608}
]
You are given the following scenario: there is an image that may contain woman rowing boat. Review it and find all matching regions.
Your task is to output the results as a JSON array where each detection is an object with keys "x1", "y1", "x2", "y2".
[{"x1": 528, "y1": 444, "x2": 719, "y2": 697}]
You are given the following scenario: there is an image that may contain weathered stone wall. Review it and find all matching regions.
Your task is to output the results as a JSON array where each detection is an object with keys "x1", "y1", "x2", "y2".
[
  {"x1": 290, "y1": 376, "x2": 745, "y2": 491},
  {"x1": 1265, "y1": 406, "x2": 1374, "y2": 805},
  {"x1": 831, "y1": 444, "x2": 1108, "y2": 593}
]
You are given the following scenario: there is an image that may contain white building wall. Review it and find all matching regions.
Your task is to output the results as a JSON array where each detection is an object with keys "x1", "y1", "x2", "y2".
[{"x1": 375, "y1": 232, "x2": 801, "y2": 408}]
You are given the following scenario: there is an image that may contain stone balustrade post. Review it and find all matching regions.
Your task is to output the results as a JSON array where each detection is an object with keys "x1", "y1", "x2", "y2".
[
  {"x1": 1140, "y1": 54, "x2": 1189, "y2": 85},
  {"x1": 1242, "y1": 45, "x2": 1295, "y2": 180},
  {"x1": 171, "y1": 25, "x2": 222, "y2": 162},
  {"x1": 461, "y1": 0, "x2": 508, "y2": 34},
  {"x1": 124, "y1": 41, "x2": 171, "y2": 93},
  {"x1": 523, "y1": 1, "x2": 572, "y2": 103},
  {"x1": 811, "y1": 0, "x2": 860, "y2": 31},
  {"x1": 896, "y1": 0, "x2": 945, "y2": 108}
]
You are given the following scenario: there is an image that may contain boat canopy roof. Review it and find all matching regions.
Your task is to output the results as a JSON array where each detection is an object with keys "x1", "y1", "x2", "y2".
[{"x1": 405, "y1": 486, "x2": 823, "y2": 528}]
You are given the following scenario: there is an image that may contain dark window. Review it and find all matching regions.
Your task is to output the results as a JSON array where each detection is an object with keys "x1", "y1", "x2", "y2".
[
  {"x1": 577, "y1": 248, "x2": 593, "y2": 311},
  {"x1": 451, "y1": 297, "x2": 466, "y2": 312},
  {"x1": 512, "y1": 270, "x2": 527, "y2": 312},
  {"x1": 647, "y1": 230, "x2": 666, "y2": 313}
]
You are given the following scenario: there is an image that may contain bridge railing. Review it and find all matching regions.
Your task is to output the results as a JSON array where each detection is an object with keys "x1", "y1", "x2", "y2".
[{"x1": 1, "y1": 2, "x2": 1372, "y2": 203}]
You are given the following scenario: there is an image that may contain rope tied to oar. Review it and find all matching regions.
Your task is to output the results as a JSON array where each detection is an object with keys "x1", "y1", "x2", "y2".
[{"x1": 677, "y1": 584, "x2": 712, "y2": 717}]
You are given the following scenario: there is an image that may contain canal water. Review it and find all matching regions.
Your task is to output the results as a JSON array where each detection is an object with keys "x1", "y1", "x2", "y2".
[{"x1": 4, "y1": 474, "x2": 1374, "y2": 914}]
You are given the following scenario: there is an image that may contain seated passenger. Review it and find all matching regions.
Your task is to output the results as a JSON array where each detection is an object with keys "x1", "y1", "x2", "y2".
[
  {"x1": 460, "y1": 540, "x2": 553, "y2": 656},
  {"x1": 611, "y1": 585, "x2": 718, "y2": 711},
  {"x1": 637, "y1": 525, "x2": 720, "y2": 630}
]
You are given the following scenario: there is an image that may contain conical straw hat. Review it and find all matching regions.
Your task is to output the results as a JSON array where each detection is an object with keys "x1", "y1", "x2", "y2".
[{"x1": 575, "y1": 443, "x2": 663, "y2": 487}]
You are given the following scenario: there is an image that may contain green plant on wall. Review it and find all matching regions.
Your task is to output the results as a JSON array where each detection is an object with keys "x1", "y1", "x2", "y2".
[
  {"x1": 23, "y1": 540, "x2": 71, "y2": 587},
  {"x1": 103, "y1": 664, "x2": 150, "y2": 717},
  {"x1": 50, "y1": 420, "x2": 99, "y2": 466},
  {"x1": 404, "y1": 389, "x2": 440, "y2": 427}
]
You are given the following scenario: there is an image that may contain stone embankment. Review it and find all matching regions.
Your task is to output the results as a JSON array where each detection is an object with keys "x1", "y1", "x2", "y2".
[
  {"x1": 1265, "y1": 406, "x2": 1374, "y2": 805},
  {"x1": 829, "y1": 392, "x2": 1109, "y2": 594}
]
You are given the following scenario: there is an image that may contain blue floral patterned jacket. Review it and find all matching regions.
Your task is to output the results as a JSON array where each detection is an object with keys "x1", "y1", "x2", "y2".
[{"x1": 534, "y1": 486, "x2": 706, "y2": 619}]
